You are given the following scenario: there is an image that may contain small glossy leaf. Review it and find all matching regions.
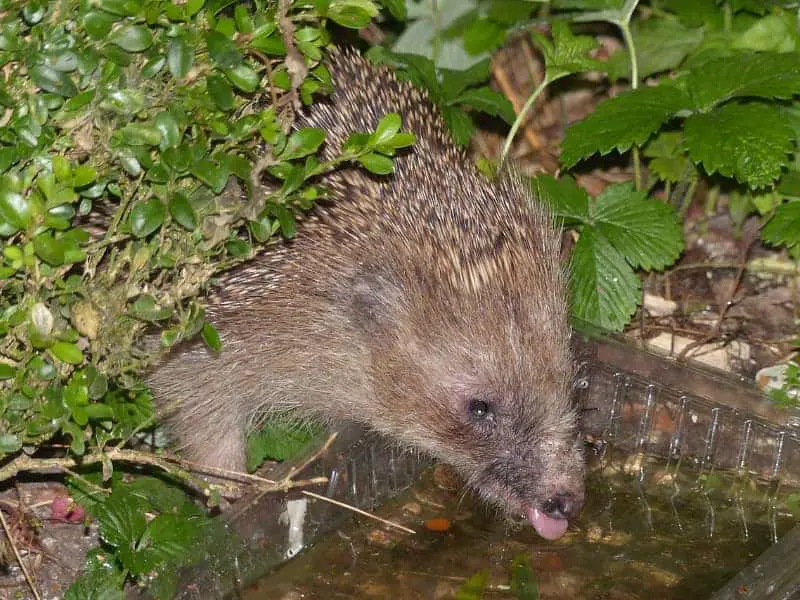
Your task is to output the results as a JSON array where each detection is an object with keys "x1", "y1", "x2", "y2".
[
  {"x1": 201, "y1": 323, "x2": 221, "y2": 351},
  {"x1": 50, "y1": 341, "x2": 84, "y2": 365},
  {"x1": 167, "y1": 37, "x2": 192, "y2": 79},
  {"x1": 155, "y1": 112, "x2": 181, "y2": 149},
  {"x1": 169, "y1": 193, "x2": 197, "y2": 230},
  {"x1": 130, "y1": 198, "x2": 166, "y2": 237},
  {"x1": 224, "y1": 64, "x2": 260, "y2": 92},
  {"x1": 359, "y1": 152, "x2": 394, "y2": 174},
  {"x1": 206, "y1": 74, "x2": 235, "y2": 111},
  {"x1": 109, "y1": 24, "x2": 153, "y2": 52},
  {"x1": 279, "y1": 128, "x2": 326, "y2": 160}
]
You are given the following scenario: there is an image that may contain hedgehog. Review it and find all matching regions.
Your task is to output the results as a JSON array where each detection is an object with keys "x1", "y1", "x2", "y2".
[{"x1": 147, "y1": 48, "x2": 585, "y2": 540}]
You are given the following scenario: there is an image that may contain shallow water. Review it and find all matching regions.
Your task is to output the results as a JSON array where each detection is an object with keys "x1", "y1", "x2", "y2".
[{"x1": 243, "y1": 446, "x2": 799, "y2": 599}]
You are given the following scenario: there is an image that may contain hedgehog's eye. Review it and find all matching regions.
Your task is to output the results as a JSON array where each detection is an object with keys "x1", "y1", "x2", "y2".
[{"x1": 468, "y1": 398, "x2": 494, "y2": 421}]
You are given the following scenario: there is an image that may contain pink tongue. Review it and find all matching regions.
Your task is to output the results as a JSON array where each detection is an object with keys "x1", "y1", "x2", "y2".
[{"x1": 527, "y1": 507, "x2": 569, "y2": 540}]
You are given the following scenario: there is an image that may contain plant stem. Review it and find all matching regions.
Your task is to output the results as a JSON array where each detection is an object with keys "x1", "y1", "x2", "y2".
[
  {"x1": 618, "y1": 13, "x2": 642, "y2": 190},
  {"x1": 501, "y1": 77, "x2": 551, "y2": 165}
]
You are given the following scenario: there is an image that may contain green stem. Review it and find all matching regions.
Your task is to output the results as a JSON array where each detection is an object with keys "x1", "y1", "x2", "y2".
[
  {"x1": 500, "y1": 77, "x2": 551, "y2": 166},
  {"x1": 678, "y1": 177, "x2": 699, "y2": 219},
  {"x1": 618, "y1": 16, "x2": 642, "y2": 190}
]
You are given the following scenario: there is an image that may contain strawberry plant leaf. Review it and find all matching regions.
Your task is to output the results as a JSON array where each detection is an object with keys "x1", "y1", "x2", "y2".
[
  {"x1": 687, "y1": 52, "x2": 800, "y2": 111},
  {"x1": 606, "y1": 18, "x2": 703, "y2": 80},
  {"x1": 531, "y1": 20, "x2": 602, "y2": 82},
  {"x1": 570, "y1": 228, "x2": 641, "y2": 332},
  {"x1": 762, "y1": 200, "x2": 800, "y2": 248},
  {"x1": 450, "y1": 87, "x2": 515, "y2": 124},
  {"x1": 643, "y1": 131, "x2": 693, "y2": 183},
  {"x1": 684, "y1": 102, "x2": 795, "y2": 188},
  {"x1": 561, "y1": 85, "x2": 691, "y2": 166},
  {"x1": 591, "y1": 183, "x2": 684, "y2": 271},
  {"x1": 531, "y1": 174, "x2": 590, "y2": 225}
]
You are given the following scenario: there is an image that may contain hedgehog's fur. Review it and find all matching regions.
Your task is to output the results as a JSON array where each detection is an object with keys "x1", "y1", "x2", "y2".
[{"x1": 148, "y1": 49, "x2": 584, "y2": 531}]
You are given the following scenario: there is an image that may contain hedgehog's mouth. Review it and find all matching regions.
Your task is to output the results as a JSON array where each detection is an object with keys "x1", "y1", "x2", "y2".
[{"x1": 526, "y1": 506, "x2": 569, "y2": 540}]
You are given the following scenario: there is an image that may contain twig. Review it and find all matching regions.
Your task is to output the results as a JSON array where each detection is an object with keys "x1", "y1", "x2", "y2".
[
  {"x1": 0, "y1": 508, "x2": 41, "y2": 600},
  {"x1": 301, "y1": 490, "x2": 416, "y2": 534}
]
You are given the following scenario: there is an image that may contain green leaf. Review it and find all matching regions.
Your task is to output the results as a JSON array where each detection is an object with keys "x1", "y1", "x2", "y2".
[
  {"x1": 531, "y1": 20, "x2": 601, "y2": 82},
  {"x1": 327, "y1": 0, "x2": 380, "y2": 29},
  {"x1": 65, "y1": 548, "x2": 126, "y2": 600},
  {"x1": 224, "y1": 64, "x2": 260, "y2": 92},
  {"x1": 606, "y1": 18, "x2": 703, "y2": 80},
  {"x1": 154, "y1": 112, "x2": 181, "y2": 149},
  {"x1": 450, "y1": 86, "x2": 515, "y2": 124},
  {"x1": 33, "y1": 232, "x2": 65, "y2": 265},
  {"x1": 201, "y1": 322, "x2": 221, "y2": 351},
  {"x1": 109, "y1": 24, "x2": 153, "y2": 52},
  {"x1": 206, "y1": 30, "x2": 241, "y2": 69},
  {"x1": 440, "y1": 105, "x2": 475, "y2": 146},
  {"x1": 687, "y1": 52, "x2": 800, "y2": 111},
  {"x1": 0, "y1": 188, "x2": 31, "y2": 230},
  {"x1": 168, "y1": 193, "x2": 197, "y2": 230},
  {"x1": 560, "y1": 85, "x2": 691, "y2": 167},
  {"x1": 50, "y1": 341, "x2": 84, "y2": 365},
  {"x1": 359, "y1": 152, "x2": 394, "y2": 174},
  {"x1": 30, "y1": 64, "x2": 77, "y2": 97},
  {"x1": 370, "y1": 113, "x2": 402, "y2": 147},
  {"x1": 279, "y1": 128, "x2": 326, "y2": 160},
  {"x1": 0, "y1": 434, "x2": 22, "y2": 453},
  {"x1": 119, "y1": 123, "x2": 162, "y2": 146},
  {"x1": 591, "y1": 183, "x2": 684, "y2": 271},
  {"x1": 83, "y1": 11, "x2": 116, "y2": 40},
  {"x1": 734, "y1": 13, "x2": 797, "y2": 53},
  {"x1": 684, "y1": 102, "x2": 794, "y2": 188},
  {"x1": 763, "y1": 200, "x2": 800, "y2": 247},
  {"x1": 643, "y1": 131, "x2": 692, "y2": 184},
  {"x1": 167, "y1": 36, "x2": 193, "y2": 79},
  {"x1": 94, "y1": 492, "x2": 148, "y2": 572},
  {"x1": 191, "y1": 159, "x2": 229, "y2": 193},
  {"x1": 206, "y1": 74, "x2": 235, "y2": 111},
  {"x1": 531, "y1": 174, "x2": 590, "y2": 225},
  {"x1": 462, "y1": 18, "x2": 506, "y2": 56},
  {"x1": 129, "y1": 198, "x2": 166, "y2": 238},
  {"x1": 455, "y1": 570, "x2": 489, "y2": 600},
  {"x1": 510, "y1": 555, "x2": 539, "y2": 600},
  {"x1": 247, "y1": 420, "x2": 318, "y2": 469},
  {"x1": 0, "y1": 363, "x2": 14, "y2": 380},
  {"x1": 570, "y1": 228, "x2": 640, "y2": 332}
]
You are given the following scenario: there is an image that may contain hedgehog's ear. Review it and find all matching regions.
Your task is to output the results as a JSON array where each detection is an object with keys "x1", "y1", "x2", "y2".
[{"x1": 349, "y1": 266, "x2": 405, "y2": 334}]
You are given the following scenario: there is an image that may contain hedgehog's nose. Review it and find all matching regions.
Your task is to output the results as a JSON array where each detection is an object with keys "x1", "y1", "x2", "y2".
[{"x1": 541, "y1": 492, "x2": 580, "y2": 520}]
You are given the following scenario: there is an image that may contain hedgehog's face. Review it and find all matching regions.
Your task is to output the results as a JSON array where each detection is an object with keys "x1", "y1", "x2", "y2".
[
  {"x1": 351, "y1": 269, "x2": 585, "y2": 539},
  {"x1": 400, "y1": 341, "x2": 585, "y2": 541}
]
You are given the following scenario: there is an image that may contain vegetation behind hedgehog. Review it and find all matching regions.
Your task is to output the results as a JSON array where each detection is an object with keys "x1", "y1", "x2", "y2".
[{"x1": 148, "y1": 48, "x2": 585, "y2": 540}]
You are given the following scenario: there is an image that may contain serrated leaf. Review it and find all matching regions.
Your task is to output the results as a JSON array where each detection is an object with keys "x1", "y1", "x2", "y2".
[
  {"x1": 591, "y1": 183, "x2": 684, "y2": 270},
  {"x1": 561, "y1": 85, "x2": 690, "y2": 166},
  {"x1": 687, "y1": 52, "x2": 800, "y2": 111},
  {"x1": 530, "y1": 174, "x2": 590, "y2": 224},
  {"x1": 246, "y1": 420, "x2": 318, "y2": 469},
  {"x1": 763, "y1": 200, "x2": 800, "y2": 247},
  {"x1": 643, "y1": 131, "x2": 692, "y2": 183},
  {"x1": 451, "y1": 87, "x2": 515, "y2": 124},
  {"x1": 606, "y1": 18, "x2": 703, "y2": 80},
  {"x1": 570, "y1": 228, "x2": 640, "y2": 332},
  {"x1": 684, "y1": 102, "x2": 794, "y2": 188},
  {"x1": 440, "y1": 105, "x2": 475, "y2": 146},
  {"x1": 532, "y1": 20, "x2": 602, "y2": 82},
  {"x1": 65, "y1": 548, "x2": 126, "y2": 600}
]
